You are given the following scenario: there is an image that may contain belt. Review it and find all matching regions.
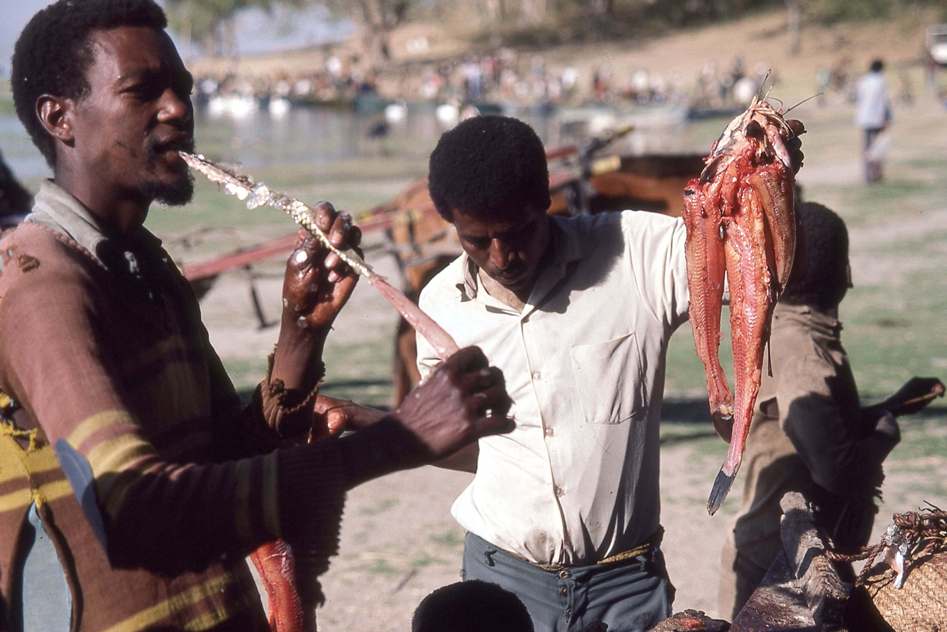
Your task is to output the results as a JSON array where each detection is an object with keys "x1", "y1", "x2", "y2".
[{"x1": 518, "y1": 526, "x2": 664, "y2": 573}]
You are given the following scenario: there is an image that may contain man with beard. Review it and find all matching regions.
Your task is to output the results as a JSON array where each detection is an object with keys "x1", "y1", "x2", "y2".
[{"x1": 0, "y1": 1, "x2": 512, "y2": 630}]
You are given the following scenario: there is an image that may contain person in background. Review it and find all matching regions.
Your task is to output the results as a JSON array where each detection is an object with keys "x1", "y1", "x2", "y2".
[
  {"x1": 854, "y1": 59, "x2": 892, "y2": 183},
  {"x1": 717, "y1": 201, "x2": 944, "y2": 617},
  {"x1": 0, "y1": 148, "x2": 33, "y2": 235}
]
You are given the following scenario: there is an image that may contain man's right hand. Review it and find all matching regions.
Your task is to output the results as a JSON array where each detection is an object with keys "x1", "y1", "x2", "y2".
[
  {"x1": 334, "y1": 347, "x2": 513, "y2": 488},
  {"x1": 884, "y1": 376, "x2": 945, "y2": 416},
  {"x1": 393, "y1": 346, "x2": 513, "y2": 465}
]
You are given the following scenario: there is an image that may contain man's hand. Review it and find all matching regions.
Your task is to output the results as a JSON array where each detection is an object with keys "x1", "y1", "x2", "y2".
[
  {"x1": 268, "y1": 202, "x2": 360, "y2": 426},
  {"x1": 884, "y1": 377, "x2": 945, "y2": 417},
  {"x1": 786, "y1": 119, "x2": 805, "y2": 175},
  {"x1": 334, "y1": 347, "x2": 513, "y2": 487},
  {"x1": 282, "y1": 201, "x2": 361, "y2": 333},
  {"x1": 392, "y1": 346, "x2": 513, "y2": 465}
]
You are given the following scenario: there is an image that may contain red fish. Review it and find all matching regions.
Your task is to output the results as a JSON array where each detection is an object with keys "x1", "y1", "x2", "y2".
[
  {"x1": 251, "y1": 540, "x2": 306, "y2": 631},
  {"x1": 682, "y1": 185, "x2": 733, "y2": 442},
  {"x1": 683, "y1": 97, "x2": 804, "y2": 514}
]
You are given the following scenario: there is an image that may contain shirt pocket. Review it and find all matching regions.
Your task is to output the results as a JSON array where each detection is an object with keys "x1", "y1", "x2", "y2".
[{"x1": 569, "y1": 332, "x2": 646, "y2": 425}]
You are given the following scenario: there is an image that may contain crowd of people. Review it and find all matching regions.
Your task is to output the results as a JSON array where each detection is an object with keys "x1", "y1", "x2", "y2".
[
  {"x1": 0, "y1": 1, "x2": 943, "y2": 631},
  {"x1": 190, "y1": 47, "x2": 779, "y2": 119},
  {"x1": 193, "y1": 56, "x2": 381, "y2": 112}
]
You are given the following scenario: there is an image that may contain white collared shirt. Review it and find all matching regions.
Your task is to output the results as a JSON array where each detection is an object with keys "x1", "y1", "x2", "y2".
[
  {"x1": 417, "y1": 210, "x2": 689, "y2": 565},
  {"x1": 854, "y1": 72, "x2": 890, "y2": 130}
]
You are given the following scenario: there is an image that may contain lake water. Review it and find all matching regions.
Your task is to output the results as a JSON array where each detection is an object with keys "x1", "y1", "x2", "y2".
[{"x1": 1, "y1": 101, "x2": 722, "y2": 188}]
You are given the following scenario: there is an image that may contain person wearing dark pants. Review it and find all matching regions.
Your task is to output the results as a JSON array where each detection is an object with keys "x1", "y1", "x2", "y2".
[
  {"x1": 464, "y1": 533, "x2": 672, "y2": 632},
  {"x1": 854, "y1": 59, "x2": 892, "y2": 183},
  {"x1": 414, "y1": 116, "x2": 697, "y2": 632}
]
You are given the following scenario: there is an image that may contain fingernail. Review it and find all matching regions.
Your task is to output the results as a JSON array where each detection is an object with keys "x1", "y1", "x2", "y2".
[
  {"x1": 282, "y1": 298, "x2": 289, "y2": 308},
  {"x1": 328, "y1": 271, "x2": 340, "y2": 283},
  {"x1": 293, "y1": 250, "x2": 309, "y2": 264}
]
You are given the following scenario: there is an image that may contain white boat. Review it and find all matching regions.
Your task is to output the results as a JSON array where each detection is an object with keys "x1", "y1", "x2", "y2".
[
  {"x1": 206, "y1": 94, "x2": 258, "y2": 120},
  {"x1": 268, "y1": 97, "x2": 291, "y2": 119}
]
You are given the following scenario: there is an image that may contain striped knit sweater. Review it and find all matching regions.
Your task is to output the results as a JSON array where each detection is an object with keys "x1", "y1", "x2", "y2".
[{"x1": 0, "y1": 182, "x2": 345, "y2": 631}]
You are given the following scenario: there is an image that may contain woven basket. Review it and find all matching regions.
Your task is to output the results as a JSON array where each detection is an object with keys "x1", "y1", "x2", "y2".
[{"x1": 854, "y1": 549, "x2": 947, "y2": 631}]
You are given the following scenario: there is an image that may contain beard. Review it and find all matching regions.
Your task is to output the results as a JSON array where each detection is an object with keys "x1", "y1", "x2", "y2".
[
  {"x1": 142, "y1": 171, "x2": 194, "y2": 206},
  {"x1": 142, "y1": 139, "x2": 195, "y2": 206}
]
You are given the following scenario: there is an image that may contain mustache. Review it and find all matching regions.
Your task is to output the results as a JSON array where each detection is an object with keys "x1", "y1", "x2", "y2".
[
  {"x1": 147, "y1": 135, "x2": 195, "y2": 159},
  {"x1": 495, "y1": 265, "x2": 528, "y2": 281}
]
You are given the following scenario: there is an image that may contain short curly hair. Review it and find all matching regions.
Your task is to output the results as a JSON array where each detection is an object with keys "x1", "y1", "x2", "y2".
[
  {"x1": 428, "y1": 116, "x2": 550, "y2": 222},
  {"x1": 782, "y1": 201, "x2": 850, "y2": 311},
  {"x1": 412, "y1": 580, "x2": 534, "y2": 632},
  {"x1": 11, "y1": 0, "x2": 168, "y2": 168}
]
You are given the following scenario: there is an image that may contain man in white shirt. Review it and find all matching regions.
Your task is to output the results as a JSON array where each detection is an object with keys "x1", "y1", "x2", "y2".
[
  {"x1": 854, "y1": 58, "x2": 892, "y2": 183},
  {"x1": 415, "y1": 115, "x2": 689, "y2": 632}
]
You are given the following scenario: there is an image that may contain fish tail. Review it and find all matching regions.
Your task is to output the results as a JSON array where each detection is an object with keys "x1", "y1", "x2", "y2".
[{"x1": 707, "y1": 465, "x2": 738, "y2": 515}]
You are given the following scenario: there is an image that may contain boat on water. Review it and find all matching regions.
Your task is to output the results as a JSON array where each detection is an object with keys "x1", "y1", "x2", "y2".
[{"x1": 557, "y1": 101, "x2": 691, "y2": 135}]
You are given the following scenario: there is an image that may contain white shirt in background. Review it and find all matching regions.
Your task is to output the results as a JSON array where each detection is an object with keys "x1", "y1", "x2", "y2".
[{"x1": 854, "y1": 71, "x2": 891, "y2": 130}]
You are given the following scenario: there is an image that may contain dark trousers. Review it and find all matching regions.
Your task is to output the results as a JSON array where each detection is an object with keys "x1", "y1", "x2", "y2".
[
  {"x1": 862, "y1": 127, "x2": 884, "y2": 182},
  {"x1": 462, "y1": 533, "x2": 673, "y2": 632}
]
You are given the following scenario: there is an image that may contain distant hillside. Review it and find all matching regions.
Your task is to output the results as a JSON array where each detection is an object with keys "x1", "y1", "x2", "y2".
[{"x1": 189, "y1": 7, "x2": 941, "y2": 98}]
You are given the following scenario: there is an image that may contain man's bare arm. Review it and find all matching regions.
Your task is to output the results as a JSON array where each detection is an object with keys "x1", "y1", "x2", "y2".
[{"x1": 314, "y1": 395, "x2": 480, "y2": 473}]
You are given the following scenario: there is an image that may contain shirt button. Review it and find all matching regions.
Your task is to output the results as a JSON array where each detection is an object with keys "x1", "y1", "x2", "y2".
[
  {"x1": 531, "y1": 370, "x2": 541, "y2": 380},
  {"x1": 558, "y1": 569, "x2": 570, "y2": 579},
  {"x1": 544, "y1": 427, "x2": 554, "y2": 438},
  {"x1": 555, "y1": 486, "x2": 565, "y2": 498},
  {"x1": 559, "y1": 586, "x2": 568, "y2": 596}
]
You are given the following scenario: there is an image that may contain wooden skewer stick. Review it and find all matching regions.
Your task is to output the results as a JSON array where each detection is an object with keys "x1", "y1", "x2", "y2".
[{"x1": 179, "y1": 151, "x2": 460, "y2": 360}]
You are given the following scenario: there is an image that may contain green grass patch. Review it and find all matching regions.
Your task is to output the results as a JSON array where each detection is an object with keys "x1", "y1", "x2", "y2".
[
  {"x1": 362, "y1": 559, "x2": 399, "y2": 576},
  {"x1": 223, "y1": 357, "x2": 268, "y2": 395},
  {"x1": 321, "y1": 339, "x2": 395, "y2": 409},
  {"x1": 360, "y1": 497, "x2": 400, "y2": 516},
  {"x1": 429, "y1": 530, "x2": 464, "y2": 548},
  {"x1": 410, "y1": 554, "x2": 442, "y2": 569},
  {"x1": 889, "y1": 419, "x2": 947, "y2": 461}
]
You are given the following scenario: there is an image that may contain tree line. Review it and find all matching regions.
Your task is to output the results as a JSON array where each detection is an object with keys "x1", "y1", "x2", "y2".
[{"x1": 165, "y1": 0, "x2": 944, "y2": 60}]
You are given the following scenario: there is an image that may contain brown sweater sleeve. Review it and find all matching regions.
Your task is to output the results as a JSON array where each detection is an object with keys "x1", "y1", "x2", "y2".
[{"x1": 0, "y1": 233, "x2": 344, "y2": 574}]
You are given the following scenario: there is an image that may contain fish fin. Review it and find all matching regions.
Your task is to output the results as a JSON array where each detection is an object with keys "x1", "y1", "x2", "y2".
[{"x1": 707, "y1": 467, "x2": 736, "y2": 515}]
